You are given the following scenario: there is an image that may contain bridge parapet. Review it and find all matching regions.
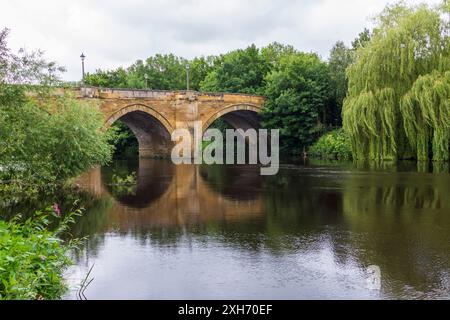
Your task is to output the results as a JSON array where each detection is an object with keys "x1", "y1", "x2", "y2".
[{"x1": 79, "y1": 86, "x2": 265, "y2": 103}]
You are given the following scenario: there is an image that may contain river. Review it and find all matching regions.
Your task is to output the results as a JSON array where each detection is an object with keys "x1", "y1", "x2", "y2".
[{"x1": 60, "y1": 158, "x2": 449, "y2": 300}]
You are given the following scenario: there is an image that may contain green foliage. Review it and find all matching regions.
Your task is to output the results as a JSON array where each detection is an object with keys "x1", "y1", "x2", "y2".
[
  {"x1": 401, "y1": 71, "x2": 450, "y2": 161},
  {"x1": 187, "y1": 56, "x2": 218, "y2": 91},
  {"x1": 327, "y1": 30, "x2": 373, "y2": 127},
  {"x1": 328, "y1": 41, "x2": 354, "y2": 125},
  {"x1": 351, "y1": 28, "x2": 372, "y2": 50},
  {"x1": 0, "y1": 91, "x2": 114, "y2": 198},
  {"x1": 128, "y1": 54, "x2": 187, "y2": 90},
  {"x1": 0, "y1": 207, "x2": 82, "y2": 300},
  {"x1": 0, "y1": 29, "x2": 114, "y2": 199},
  {"x1": 309, "y1": 129, "x2": 353, "y2": 160},
  {"x1": 109, "y1": 171, "x2": 137, "y2": 197},
  {"x1": 200, "y1": 44, "x2": 270, "y2": 94},
  {"x1": 343, "y1": 1, "x2": 450, "y2": 161},
  {"x1": 85, "y1": 43, "x2": 295, "y2": 95},
  {"x1": 84, "y1": 68, "x2": 128, "y2": 88},
  {"x1": 107, "y1": 121, "x2": 139, "y2": 158},
  {"x1": 260, "y1": 42, "x2": 297, "y2": 68},
  {"x1": 200, "y1": 42, "x2": 296, "y2": 95},
  {"x1": 262, "y1": 52, "x2": 331, "y2": 153}
]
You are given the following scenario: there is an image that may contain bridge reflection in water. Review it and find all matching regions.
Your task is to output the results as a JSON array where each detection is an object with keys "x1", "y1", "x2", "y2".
[
  {"x1": 77, "y1": 159, "x2": 264, "y2": 232},
  {"x1": 68, "y1": 160, "x2": 450, "y2": 300}
]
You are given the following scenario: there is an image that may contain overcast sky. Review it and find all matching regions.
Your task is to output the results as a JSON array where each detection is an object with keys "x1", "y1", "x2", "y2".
[{"x1": 1, "y1": 0, "x2": 442, "y2": 81}]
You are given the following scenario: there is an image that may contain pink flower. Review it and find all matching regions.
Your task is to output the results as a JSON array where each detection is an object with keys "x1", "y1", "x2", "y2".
[{"x1": 52, "y1": 203, "x2": 61, "y2": 217}]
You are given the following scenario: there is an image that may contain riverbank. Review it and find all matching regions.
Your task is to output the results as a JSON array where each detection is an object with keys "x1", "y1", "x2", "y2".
[{"x1": 0, "y1": 207, "x2": 82, "y2": 300}]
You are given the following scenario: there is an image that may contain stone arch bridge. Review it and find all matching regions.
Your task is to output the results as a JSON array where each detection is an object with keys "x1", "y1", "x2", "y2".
[{"x1": 77, "y1": 87, "x2": 265, "y2": 158}]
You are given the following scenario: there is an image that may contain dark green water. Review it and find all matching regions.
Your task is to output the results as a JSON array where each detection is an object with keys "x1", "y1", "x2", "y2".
[{"x1": 58, "y1": 159, "x2": 449, "y2": 299}]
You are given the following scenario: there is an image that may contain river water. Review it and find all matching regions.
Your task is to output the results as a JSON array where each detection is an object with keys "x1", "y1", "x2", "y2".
[{"x1": 61, "y1": 158, "x2": 450, "y2": 300}]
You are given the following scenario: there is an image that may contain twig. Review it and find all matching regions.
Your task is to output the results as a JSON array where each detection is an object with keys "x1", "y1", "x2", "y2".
[{"x1": 77, "y1": 263, "x2": 95, "y2": 300}]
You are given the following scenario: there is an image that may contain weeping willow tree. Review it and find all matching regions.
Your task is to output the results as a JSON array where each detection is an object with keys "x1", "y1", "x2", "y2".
[{"x1": 343, "y1": 1, "x2": 450, "y2": 161}]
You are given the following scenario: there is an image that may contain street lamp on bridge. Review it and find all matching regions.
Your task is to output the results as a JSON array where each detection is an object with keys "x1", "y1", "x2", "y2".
[
  {"x1": 144, "y1": 74, "x2": 149, "y2": 89},
  {"x1": 80, "y1": 53, "x2": 86, "y2": 86}
]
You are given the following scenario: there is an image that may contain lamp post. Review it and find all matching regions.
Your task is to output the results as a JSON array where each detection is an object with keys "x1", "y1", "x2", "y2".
[
  {"x1": 144, "y1": 74, "x2": 149, "y2": 89},
  {"x1": 80, "y1": 53, "x2": 86, "y2": 85},
  {"x1": 186, "y1": 64, "x2": 190, "y2": 91}
]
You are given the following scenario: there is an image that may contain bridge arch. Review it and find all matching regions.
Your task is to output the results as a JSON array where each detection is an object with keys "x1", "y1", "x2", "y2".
[
  {"x1": 105, "y1": 104, "x2": 173, "y2": 133},
  {"x1": 202, "y1": 104, "x2": 263, "y2": 133},
  {"x1": 105, "y1": 104, "x2": 173, "y2": 158}
]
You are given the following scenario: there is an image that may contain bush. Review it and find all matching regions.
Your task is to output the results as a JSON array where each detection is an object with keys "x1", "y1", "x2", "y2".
[
  {"x1": 0, "y1": 90, "x2": 114, "y2": 199},
  {"x1": 309, "y1": 129, "x2": 352, "y2": 160},
  {"x1": 0, "y1": 206, "x2": 82, "y2": 300}
]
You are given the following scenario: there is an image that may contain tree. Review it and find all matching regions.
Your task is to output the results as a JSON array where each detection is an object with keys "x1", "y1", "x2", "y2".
[
  {"x1": 351, "y1": 28, "x2": 372, "y2": 50},
  {"x1": 343, "y1": 1, "x2": 450, "y2": 161},
  {"x1": 261, "y1": 42, "x2": 297, "y2": 68},
  {"x1": 188, "y1": 56, "x2": 218, "y2": 91},
  {"x1": 263, "y1": 52, "x2": 331, "y2": 154},
  {"x1": 128, "y1": 54, "x2": 187, "y2": 90},
  {"x1": 328, "y1": 29, "x2": 372, "y2": 126},
  {"x1": 0, "y1": 28, "x2": 113, "y2": 198},
  {"x1": 328, "y1": 41, "x2": 353, "y2": 125},
  {"x1": 0, "y1": 28, "x2": 64, "y2": 87},
  {"x1": 200, "y1": 44, "x2": 270, "y2": 94},
  {"x1": 84, "y1": 68, "x2": 128, "y2": 88}
]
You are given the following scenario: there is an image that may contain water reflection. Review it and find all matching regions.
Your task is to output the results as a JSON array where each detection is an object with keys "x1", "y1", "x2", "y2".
[
  {"x1": 74, "y1": 159, "x2": 264, "y2": 237},
  {"x1": 64, "y1": 159, "x2": 450, "y2": 300},
  {"x1": 103, "y1": 159, "x2": 174, "y2": 208}
]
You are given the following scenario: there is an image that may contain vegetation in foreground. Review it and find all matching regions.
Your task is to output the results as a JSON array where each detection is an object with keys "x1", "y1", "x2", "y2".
[
  {"x1": 0, "y1": 28, "x2": 113, "y2": 299},
  {"x1": 0, "y1": 28, "x2": 114, "y2": 202},
  {"x1": 0, "y1": 206, "x2": 82, "y2": 300}
]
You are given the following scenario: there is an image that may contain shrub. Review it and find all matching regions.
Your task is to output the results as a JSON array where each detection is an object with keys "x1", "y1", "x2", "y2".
[
  {"x1": 0, "y1": 91, "x2": 114, "y2": 200},
  {"x1": 309, "y1": 129, "x2": 352, "y2": 160},
  {"x1": 0, "y1": 207, "x2": 82, "y2": 300}
]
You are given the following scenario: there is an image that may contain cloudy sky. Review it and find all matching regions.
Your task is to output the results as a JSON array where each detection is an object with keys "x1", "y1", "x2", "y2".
[{"x1": 1, "y1": 0, "x2": 442, "y2": 81}]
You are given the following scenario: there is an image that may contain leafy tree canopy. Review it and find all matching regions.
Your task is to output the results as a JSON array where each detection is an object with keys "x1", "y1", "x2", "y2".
[
  {"x1": 343, "y1": 1, "x2": 450, "y2": 161},
  {"x1": 262, "y1": 52, "x2": 332, "y2": 153},
  {"x1": 200, "y1": 44, "x2": 271, "y2": 94}
]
